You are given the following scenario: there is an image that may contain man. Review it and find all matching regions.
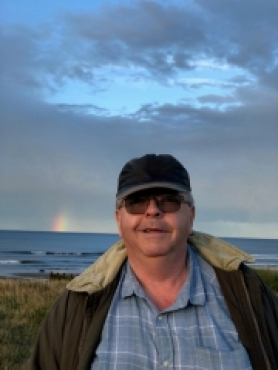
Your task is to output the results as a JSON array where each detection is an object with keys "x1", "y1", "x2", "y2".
[{"x1": 26, "y1": 154, "x2": 277, "y2": 369}]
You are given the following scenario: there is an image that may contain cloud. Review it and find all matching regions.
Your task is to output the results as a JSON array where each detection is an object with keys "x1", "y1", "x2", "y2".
[
  {"x1": 0, "y1": 0, "x2": 277, "y2": 236},
  {"x1": 1, "y1": 0, "x2": 278, "y2": 99},
  {"x1": 198, "y1": 94, "x2": 237, "y2": 106},
  {"x1": 1, "y1": 84, "x2": 277, "y2": 231},
  {"x1": 59, "y1": 0, "x2": 278, "y2": 82}
]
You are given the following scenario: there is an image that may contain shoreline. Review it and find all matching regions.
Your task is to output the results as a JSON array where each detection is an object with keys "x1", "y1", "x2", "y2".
[
  {"x1": 0, "y1": 271, "x2": 77, "y2": 281},
  {"x1": 0, "y1": 272, "x2": 50, "y2": 280},
  {"x1": 1, "y1": 265, "x2": 278, "y2": 281}
]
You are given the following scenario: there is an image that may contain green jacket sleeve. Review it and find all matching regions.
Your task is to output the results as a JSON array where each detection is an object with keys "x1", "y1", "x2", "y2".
[{"x1": 24, "y1": 290, "x2": 87, "y2": 370}]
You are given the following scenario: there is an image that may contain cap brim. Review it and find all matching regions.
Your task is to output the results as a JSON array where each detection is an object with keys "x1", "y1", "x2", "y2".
[{"x1": 116, "y1": 182, "x2": 190, "y2": 199}]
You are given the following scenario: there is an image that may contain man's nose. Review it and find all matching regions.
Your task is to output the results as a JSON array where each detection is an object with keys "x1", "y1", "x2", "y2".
[{"x1": 145, "y1": 198, "x2": 162, "y2": 217}]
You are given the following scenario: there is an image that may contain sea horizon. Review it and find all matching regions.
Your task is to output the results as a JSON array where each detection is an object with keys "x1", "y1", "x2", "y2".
[
  {"x1": 1, "y1": 228, "x2": 277, "y2": 240},
  {"x1": 1, "y1": 230, "x2": 278, "y2": 279}
]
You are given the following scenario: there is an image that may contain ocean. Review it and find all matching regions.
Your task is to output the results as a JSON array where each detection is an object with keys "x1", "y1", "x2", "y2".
[{"x1": 0, "y1": 230, "x2": 278, "y2": 279}]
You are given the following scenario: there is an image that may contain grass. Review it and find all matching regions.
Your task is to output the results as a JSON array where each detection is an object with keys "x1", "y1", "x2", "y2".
[
  {"x1": 0, "y1": 279, "x2": 67, "y2": 370},
  {"x1": 256, "y1": 268, "x2": 278, "y2": 293},
  {"x1": 0, "y1": 270, "x2": 277, "y2": 369}
]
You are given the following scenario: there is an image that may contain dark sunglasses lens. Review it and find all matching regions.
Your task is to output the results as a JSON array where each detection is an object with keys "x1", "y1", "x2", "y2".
[
  {"x1": 159, "y1": 196, "x2": 181, "y2": 212},
  {"x1": 125, "y1": 195, "x2": 182, "y2": 214},
  {"x1": 125, "y1": 196, "x2": 149, "y2": 214}
]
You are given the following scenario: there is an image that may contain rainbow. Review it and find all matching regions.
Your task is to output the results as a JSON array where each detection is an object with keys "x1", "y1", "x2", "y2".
[{"x1": 52, "y1": 211, "x2": 68, "y2": 232}]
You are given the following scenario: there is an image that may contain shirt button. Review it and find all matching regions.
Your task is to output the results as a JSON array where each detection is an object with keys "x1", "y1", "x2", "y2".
[{"x1": 163, "y1": 360, "x2": 169, "y2": 367}]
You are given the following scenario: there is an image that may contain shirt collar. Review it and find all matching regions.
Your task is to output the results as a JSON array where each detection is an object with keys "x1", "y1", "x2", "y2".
[
  {"x1": 121, "y1": 261, "x2": 145, "y2": 299},
  {"x1": 186, "y1": 246, "x2": 206, "y2": 306}
]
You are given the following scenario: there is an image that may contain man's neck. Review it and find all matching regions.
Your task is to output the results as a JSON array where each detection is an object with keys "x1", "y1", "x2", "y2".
[{"x1": 127, "y1": 250, "x2": 189, "y2": 311}]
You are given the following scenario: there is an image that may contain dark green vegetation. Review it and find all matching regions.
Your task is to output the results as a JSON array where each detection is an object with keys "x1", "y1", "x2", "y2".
[
  {"x1": 0, "y1": 279, "x2": 67, "y2": 370},
  {"x1": 256, "y1": 268, "x2": 278, "y2": 293},
  {"x1": 0, "y1": 269, "x2": 277, "y2": 369}
]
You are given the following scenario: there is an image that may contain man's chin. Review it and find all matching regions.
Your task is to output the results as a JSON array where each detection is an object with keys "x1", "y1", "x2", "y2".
[{"x1": 141, "y1": 245, "x2": 173, "y2": 258}]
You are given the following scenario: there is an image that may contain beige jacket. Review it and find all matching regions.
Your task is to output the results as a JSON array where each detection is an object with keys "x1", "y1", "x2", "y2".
[{"x1": 67, "y1": 230, "x2": 255, "y2": 293}]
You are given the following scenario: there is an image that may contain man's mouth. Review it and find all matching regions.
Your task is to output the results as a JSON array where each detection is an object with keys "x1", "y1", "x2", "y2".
[{"x1": 142, "y1": 228, "x2": 167, "y2": 233}]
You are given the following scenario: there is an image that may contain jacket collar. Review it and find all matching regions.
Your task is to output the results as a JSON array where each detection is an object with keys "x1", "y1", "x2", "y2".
[{"x1": 67, "y1": 230, "x2": 255, "y2": 294}]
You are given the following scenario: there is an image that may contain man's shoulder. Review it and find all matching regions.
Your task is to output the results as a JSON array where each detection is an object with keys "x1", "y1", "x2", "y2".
[{"x1": 47, "y1": 288, "x2": 89, "y2": 322}]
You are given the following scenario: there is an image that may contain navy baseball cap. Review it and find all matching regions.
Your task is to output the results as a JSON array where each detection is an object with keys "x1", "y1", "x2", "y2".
[{"x1": 116, "y1": 154, "x2": 191, "y2": 199}]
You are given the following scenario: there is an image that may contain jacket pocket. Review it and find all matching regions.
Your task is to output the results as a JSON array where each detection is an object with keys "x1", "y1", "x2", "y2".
[{"x1": 195, "y1": 346, "x2": 252, "y2": 369}]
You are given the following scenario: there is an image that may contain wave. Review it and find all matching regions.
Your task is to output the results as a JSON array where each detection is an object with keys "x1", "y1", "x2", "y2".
[
  {"x1": 32, "y1": 251, "x2": 102, "y2": 256},
  {"x1": 0, "y1": 260, "x2": 20, "y2": 264},
  {"x1": 1, "y1": 250, "x2": 102, "y2": 257},
  {"x1": 252, "y1": 254, "x2": 278, "y2": 259},
  {"x1": 0, "y1": 259, "x2": 45, "y2": 265},
  {"x1": 253, "y1": 263, "x2": 278, "y2": 268},
  {"x1": 32, "y1": 251, "x2": 83, "y2": 256}
]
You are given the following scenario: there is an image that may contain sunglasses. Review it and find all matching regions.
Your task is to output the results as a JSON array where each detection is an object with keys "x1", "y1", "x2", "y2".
[{"x1": 119, "y1": 193, "x2": 191, "y2": 214}]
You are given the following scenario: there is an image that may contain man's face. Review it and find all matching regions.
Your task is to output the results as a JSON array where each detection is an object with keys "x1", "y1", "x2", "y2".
[{"x1": 115, "y1": 189, "x2": 195, "y2": 262}]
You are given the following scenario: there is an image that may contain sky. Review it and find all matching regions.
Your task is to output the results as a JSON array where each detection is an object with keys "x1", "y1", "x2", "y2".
[{"x1": 0, "y1": 0, "x2": 277, "y2": 238}]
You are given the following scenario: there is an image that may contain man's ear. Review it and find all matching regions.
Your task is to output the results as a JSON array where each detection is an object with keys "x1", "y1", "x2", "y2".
[
  {"x1": 115, "y1": 210, "x2": 122, "y2": 238},
  {"x1": 190, "y1": 206, "x2": 195, "y2": 233}
]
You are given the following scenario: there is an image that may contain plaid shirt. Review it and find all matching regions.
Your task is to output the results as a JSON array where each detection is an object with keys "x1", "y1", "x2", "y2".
[{"x1": 91, "y1": 245, "x2": 252, "y2": 369}]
